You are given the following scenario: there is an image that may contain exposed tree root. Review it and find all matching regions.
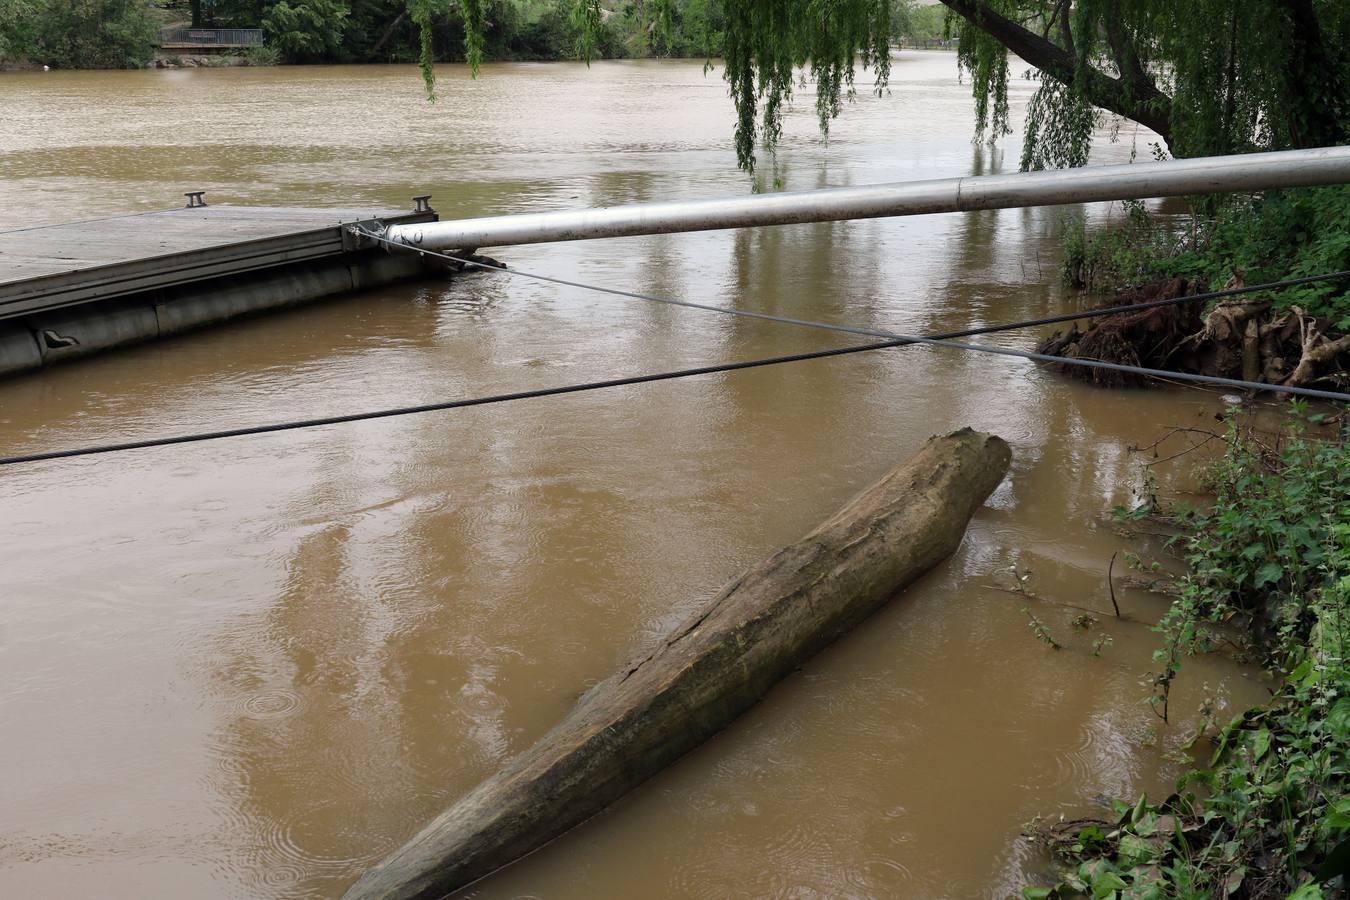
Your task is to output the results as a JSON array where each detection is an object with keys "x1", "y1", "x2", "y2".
[{"x1": 1037, "y1": 278, "x2": 1350, "y2": 392}]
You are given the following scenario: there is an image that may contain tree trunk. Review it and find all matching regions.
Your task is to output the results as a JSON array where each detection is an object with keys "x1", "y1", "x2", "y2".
[
  {"x1": 371, "y1": 11, "x2": 408, "y2": 57},
  {"x1": 1275, "y1": 0, "x2": 1349, "y2": 148},
  {"x1": 939, "y1": 0, "x2": 1173, "y2": 146},
  {"x1": 344, "y1": 429, "x2": 1012, "y2": 900}
]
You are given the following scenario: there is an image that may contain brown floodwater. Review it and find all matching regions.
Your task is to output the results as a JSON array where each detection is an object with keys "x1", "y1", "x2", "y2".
[{"x1": 1, "y1": 54, "x2": 1272, "y2": 898}]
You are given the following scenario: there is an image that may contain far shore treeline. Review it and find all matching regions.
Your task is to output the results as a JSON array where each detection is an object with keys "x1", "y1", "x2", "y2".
[{"x1": 0, "y1": 0, "x2": 949, "y2": 70}]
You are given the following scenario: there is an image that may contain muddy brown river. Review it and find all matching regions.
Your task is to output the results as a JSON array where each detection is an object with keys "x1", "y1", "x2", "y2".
[{"x1": 0, "y1": 54, "x2": 1269, "y2": 898}]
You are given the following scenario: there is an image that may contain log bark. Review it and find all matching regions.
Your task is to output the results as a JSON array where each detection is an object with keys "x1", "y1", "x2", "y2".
[{"x1": 344, "y1": 428, "x2": 1012, "y2": 900}]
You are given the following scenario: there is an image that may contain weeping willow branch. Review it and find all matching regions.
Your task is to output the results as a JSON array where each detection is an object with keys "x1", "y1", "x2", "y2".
[
  {"x1": 941, "y1": 0, "x2": 1172, "y2": 144},
  {"x1": 406, "y1": 0, "x2": 1348, "y2": 177},
  {"x1": 721, "y1": 0, "x2": 892, "y2": 174},
  {"x1": 462, "y1": 0, "x2": 485, "y2": 74},
  {"x1": 569, "y1": 0, "x2": 602, "y2": 64},
  {"x1": 409, "y1": 0, "x2": 440, "y2": 100}
]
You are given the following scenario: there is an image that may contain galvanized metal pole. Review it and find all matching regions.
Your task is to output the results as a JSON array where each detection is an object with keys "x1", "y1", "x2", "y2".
[{"x1": 383, "y1": 146, "x2": 1350, "y2": 251}]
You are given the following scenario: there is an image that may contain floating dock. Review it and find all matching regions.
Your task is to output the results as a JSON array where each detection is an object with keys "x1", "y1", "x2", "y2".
[{"x1": 0, "y1": 200, "x2": 438, "y2": 377}]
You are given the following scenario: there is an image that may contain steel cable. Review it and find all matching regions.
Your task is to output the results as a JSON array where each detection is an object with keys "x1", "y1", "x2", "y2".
[
  {"x1": 0, "y1": 341, "x2": 905, "y2": 465},
  {"x1": 1, "y1": 239, "x2": 1347, "y2": 467},
  {"x1": 367, "y1": 231, "x2": 1350, "y2": 347},
  {"x1": 367, "y1": 233, "x2": 1350, "y2": 400}
]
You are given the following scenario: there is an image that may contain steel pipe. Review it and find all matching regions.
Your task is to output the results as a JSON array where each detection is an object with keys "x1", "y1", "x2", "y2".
[{"x1": 384, "y1": 146, "x2": 1350, "y2": 251}]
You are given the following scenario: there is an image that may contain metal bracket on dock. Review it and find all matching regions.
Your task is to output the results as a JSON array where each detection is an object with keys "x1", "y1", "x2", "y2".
[
  {"x1": 184, "y1": 191, "x2": 208, "y2": 208},
  {"x1": 341, "y1": 219, "x2": 387, "y2": 252},
  {"x1": 412, "y1": 195, "x2": 433, "y2": 213}
]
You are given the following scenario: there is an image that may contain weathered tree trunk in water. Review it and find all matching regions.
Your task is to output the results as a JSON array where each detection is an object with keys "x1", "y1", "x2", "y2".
[{"x1": 345, "y1": 428, "x2": 1012, "y2": 900}]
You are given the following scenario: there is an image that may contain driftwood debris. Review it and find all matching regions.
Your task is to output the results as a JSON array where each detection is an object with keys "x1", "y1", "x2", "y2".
[{"x1": 344, "y1": 428, "x2": 1012, "y2": 900}]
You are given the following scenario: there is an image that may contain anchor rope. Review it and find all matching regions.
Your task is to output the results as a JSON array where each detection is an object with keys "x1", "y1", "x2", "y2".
[
  {"x1": 1, "y1": 239, "x2": 1346, "y2": 466},
  {"x1": 357, "y1": 230, "x2": 1350, "y2": 399},
  {"x1": 362, "y1": 230, "x2": 1350, "y2": 348}
]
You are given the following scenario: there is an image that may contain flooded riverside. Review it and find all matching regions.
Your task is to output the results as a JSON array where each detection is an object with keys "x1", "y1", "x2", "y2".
[{"x1": 1, "y1": 53, "x2": 1271, "y2": 897}]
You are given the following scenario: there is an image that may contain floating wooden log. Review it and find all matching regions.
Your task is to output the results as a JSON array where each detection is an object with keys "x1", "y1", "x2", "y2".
[{"x1": 345, "y1": 428, "x2": 1012, "y2": 900}]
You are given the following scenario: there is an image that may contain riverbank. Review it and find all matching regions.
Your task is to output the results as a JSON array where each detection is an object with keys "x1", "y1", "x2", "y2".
[
  {"x1": 1037, "y1": 188, "x2": 1350, "y2": 394},
  {"x1": 1026, "y1": 410, "x2": 1350, "y2": 898},
  {"x1": 152, "y1": 52, "x2": 274, "y2": 68}
]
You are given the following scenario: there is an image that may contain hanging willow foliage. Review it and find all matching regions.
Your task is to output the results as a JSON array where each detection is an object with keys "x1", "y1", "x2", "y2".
[
  {"x1": 956, "y1": 15, "x2": 1010, "y2": 145},
  {"x1": 721, "y1": 0, "x2": 892, "y2": 173},
  {"x1": 1019, "y1": 72, "x2": 1095, "y2": 170},
  {"x1": 411, "y1": 0, "x2": 485, "y2": 98},
  {"x1": 415, "y1": 0, "x2": 1349, "y2": 173},
  {"x1": 942, "y1": 0, "x2": 1350, "y2": 167},
  {"x1": 568, "y1": 0, "x2": 602, "y2": 65},
  {"x1": 408, "y1": 0, "x2": 443, "y2": 99},
  {"x1": 414, "y1": 0, "x2": 890, "y2": 174}
]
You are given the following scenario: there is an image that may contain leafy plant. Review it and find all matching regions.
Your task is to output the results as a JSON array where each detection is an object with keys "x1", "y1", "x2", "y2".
[
  {"x1": 261, "y1": 0, "x2": 348, "y2": 61},
  {"x1": 243, "y1": 43, "x2": 281, "y2": 64},
  {"x1": 1060, "y1": 186, "x2": 1350, "y2": 334},
  {"x1": 1031, "y1": 413, "x2": 1350, "y2": 898},
  {"x1": 1022, "y1": 605, "x2": 1062, "y2": 650},
  {"x1": 1158, "y1": 408, "x2": 1350, "y2": 667},
  {"x1": 12, "y1": 0, "x2": 158, "y2": 68}
]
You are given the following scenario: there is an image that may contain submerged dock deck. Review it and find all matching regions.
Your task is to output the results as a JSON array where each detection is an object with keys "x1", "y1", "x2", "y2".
[
  {"x1": 0, "y1": 204, "x2": 435, "y2": 320},
  {"x1": 0, "y1": 201, "x2": 440, "y2": 376}
]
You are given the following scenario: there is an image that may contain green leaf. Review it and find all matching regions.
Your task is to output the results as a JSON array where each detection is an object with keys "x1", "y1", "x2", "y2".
[
  {"x1": 1118, "y1": 833, "x2": 1156, "y2": 866},
  {"x1": 1211, "y1": 711, "x2": 1249, "y2": 766},
  {"x1": 1327, "y1": 798, "x2": 1350, "y2": 833},
  {"x1": 1288, "y1": 879, "x2": 1325, "y2": 900},
  {"x1": 1328, "y1": 698, "x2": 1350, "y2": 738},
  {"x1": 1091, "y1": 870, "x2": 1128, "y2": 899},
  {"x1": 1252, "y1": 728, "x2": 1271, "y2": 762},
  {"x1": 1255, "y1": 562, "x2": 1284, "y2": 587}
]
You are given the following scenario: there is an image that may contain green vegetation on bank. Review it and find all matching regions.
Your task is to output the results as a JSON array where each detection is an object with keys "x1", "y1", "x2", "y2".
[
  {"x1": 0, "y1": 0, "x2": 946, "y2": 70},
  {"x1": 0, "y1": 0, "x2": 157, "y2": 68},
  {"x1": 1027, "y1": 412, "x2": 1350, "y2": 898},
  {"x1": 1063, "y1": 187, "x2": 1350, "y2": 332}
]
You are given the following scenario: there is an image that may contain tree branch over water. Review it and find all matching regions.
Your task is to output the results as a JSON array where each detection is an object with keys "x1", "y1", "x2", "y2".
[{"x1": 939, "y1": 0, "x2": 1172, "y2": 143}]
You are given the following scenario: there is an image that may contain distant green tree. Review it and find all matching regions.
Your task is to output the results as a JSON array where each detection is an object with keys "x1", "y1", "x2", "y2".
[
  {"x1": 900, "y1": 3, "x2": 946, "y2": 45},
  {"x1": 342, "y1": 0, "x2": 414, "y2": 61},
  {"x1": 261, "y1": 0, "x2": 349, "y2": 60},
  {"x1": 888, "y1": 0, "x2": 911, "y2": 43},
  {"x1": 30, "y1": 0, "x2": 158, "y2": 67},
  {"x1": 0, "y1": 0, "x2": 42, "y2": 61},
  {"x1": 681, "y1": 0, "x2": 724, "y2": 57}
]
